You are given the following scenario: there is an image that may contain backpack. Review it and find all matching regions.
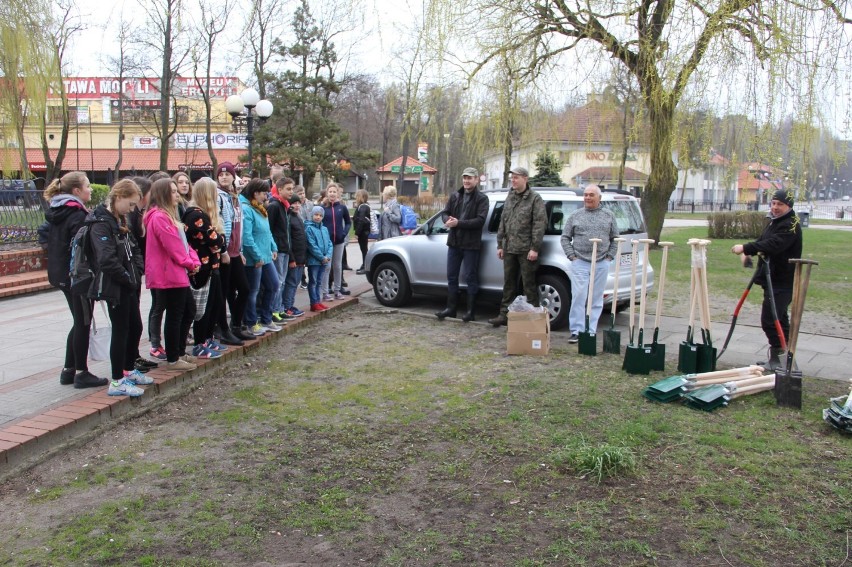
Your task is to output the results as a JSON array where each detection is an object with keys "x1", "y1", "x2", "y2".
[
  {"x1": 400, "y1": 205, "x2": 418, "y2": 230},
  {"x1": 369, "y1": 210, "x2": 380, "y2": 236},
  {"x1": 68, "y1": 224, "x2": 94, "y2": 294}
]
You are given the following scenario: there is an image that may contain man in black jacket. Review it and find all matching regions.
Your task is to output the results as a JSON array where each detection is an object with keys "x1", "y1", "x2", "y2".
[
  {"x1": 731, "y1": 188, "x2": 803, "y2": 369},
  {"x1": 435, "y1": 167, "x2": 490, "y2": 322}
]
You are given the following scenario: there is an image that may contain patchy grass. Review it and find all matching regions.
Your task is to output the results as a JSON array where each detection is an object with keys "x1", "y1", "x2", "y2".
[{"x1": 0, "y1": 307, "x2": 850, "y2": 565}]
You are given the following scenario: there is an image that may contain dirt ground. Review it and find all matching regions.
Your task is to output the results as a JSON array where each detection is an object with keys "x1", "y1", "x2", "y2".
[{"x1": 0, "y1": 303, "x2": 849, "y2": 566}]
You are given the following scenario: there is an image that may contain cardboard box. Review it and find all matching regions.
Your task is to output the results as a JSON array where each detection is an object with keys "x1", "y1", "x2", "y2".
[{"x1": 507, "y1": 311, "x2": 550, "y2": 355}]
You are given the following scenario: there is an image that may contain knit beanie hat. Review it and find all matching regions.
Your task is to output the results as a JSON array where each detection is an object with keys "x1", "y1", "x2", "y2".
[
  {"x1": 288, "y1": 194, "x2": 302, "y2": 205},
  {"x1": 217, "y1": 162, "x2": 236, "y2": 178},
  {"x1": 311, "y1": 205, "x2": 325, "y2": 218},
  {"x1": 772, "y1": 189, "x2": 794, "y2": 207}
]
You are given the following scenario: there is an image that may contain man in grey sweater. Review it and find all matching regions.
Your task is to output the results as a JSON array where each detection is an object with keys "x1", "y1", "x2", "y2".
[{"x1": 560, "y1": 185, "x2": 619, "y2": 343}]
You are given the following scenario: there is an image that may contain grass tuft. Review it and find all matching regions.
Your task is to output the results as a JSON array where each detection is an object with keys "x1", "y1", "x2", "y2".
[{"x1": 550, "y1": 440, "x2": 638, "y2": 482}]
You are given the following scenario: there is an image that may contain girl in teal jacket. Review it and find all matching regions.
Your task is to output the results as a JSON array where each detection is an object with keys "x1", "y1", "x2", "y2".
[{"x1": 239, "y1": 180, "x2": 280, "y2": 334}]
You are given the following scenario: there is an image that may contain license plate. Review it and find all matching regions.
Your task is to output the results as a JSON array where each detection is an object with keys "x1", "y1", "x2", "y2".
[{"x1": 619, "y1": 254, "x2": 632, "y2": 267}]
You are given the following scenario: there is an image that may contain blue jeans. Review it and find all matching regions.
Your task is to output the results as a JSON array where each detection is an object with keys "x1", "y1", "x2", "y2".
[
  {"x1": 282, "y1": 265, "x2": 300, "y2": 311},
  {"x1": 308, "y1": 264, "x2": 326, "y2": 305},
  {"x1": 272, "y1": 253, "x2": 289, "y2": 313},
  {"x1": 568, "y1": 258, "x2": 611, "y2": 335},
  {"x1": 446, "y1": 246, "x2": 481, "y2": 296},
  {"x1": 244, "y1": 262, "x2": 280, "y2": 326}
]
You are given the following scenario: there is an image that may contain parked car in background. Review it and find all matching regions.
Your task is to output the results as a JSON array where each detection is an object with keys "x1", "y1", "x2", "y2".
[
  {"x1": 365, "y1": 187, "x2": 655, "y2": 330},
  {"x1": 0, "y1": 179, "x2": 40, "y2": 207}
]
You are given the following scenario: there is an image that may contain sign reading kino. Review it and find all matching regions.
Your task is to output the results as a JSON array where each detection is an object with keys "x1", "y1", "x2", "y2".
[{"x1": 48, "y1": 77, "x2": 241, "y2": 100}]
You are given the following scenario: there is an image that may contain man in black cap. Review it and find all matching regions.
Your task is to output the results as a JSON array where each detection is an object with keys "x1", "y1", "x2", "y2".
[
  {"x1": 435, "y1": 167, "x2": 490, "y2": 322},
  {"x1": 731, "y1": 188, "x2": 803, "y2": 369}
]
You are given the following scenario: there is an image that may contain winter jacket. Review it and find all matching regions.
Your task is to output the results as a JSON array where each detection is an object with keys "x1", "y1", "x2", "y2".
[
  {"x1": 742, "y1": 208, "x2": 803, "y2": 290},
  {"x1": 267, "y1": 198, "x2": 292, "y2": 255},
  {"x1": 288, "y1": 208, "x2": 308, "y2": 266},
  {"x1": 127, "y1": 206, "x2": 146, "y2": 260},
  {"x1": 87, "y1": 204, "x2": 143, "y2": 306},
  {"x1": 440, "y1": 187, "x2": 489, "y2": 250},
  {"x1": 560, "y1": 206, "x2": 619, "y2": 262},
  {"x1": 239, "y1": 194, "x2": 276, "y2": 266},
  {"x1": 322, "y1": 201, "x2": 352, "y2": 245},
  {"x1": 379, "y1": 200, "x2": 402, "y2": 240},
  {"x1": 496, "y1": 185, "x2": 546, "y2": 255},
  {"x1": 44, "y1": 195, "x2": 88, "y2": 289},
  {"x1": 305, "y1": 220, "x2": 333, "y2": 266},
  {"x1": 352, "y1": 203, "x2": 372, "y2": 237},
  {"x1": 182, "y1": 206, "x2": 225, "y2": 288},
  {"x1": 143, "y1": 206, "x2": 200, "y2": 290}
]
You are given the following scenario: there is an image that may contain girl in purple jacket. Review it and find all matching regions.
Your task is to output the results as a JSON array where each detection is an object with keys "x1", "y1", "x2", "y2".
[{"x1": 144, "y1": 179, "x2": 201, "y2": 371}]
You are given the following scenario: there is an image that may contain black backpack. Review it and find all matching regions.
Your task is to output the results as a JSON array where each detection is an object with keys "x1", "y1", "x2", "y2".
[{"x1": 68, "y1": 224, "x2": 94, "y2": 295}]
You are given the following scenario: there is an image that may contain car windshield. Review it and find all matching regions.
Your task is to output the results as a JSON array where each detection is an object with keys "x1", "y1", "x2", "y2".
[{"x1": 487, "y1": 198, "x2": 645, "y2": 235}]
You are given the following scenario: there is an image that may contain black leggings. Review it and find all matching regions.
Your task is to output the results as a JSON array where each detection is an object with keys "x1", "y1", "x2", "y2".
[
  {"x1": 220, "y1": 256, "x2": 249, "y2": 329},
  {"x1": 357, "y1": 232, "x2": 369, "y2": 267},
  {"x1": 148, "y1": 289, "x2": 167, "y2": 348},
  {"x1": 106, "y1": 288, "x2": 143, "y2": 379},
  {"x1": 159, "y1": 287, "x2": 195, "y2": 363},
  {"x1": 61, "y1": 288, "x2": 92, "y2": 371},
  {"x1": 194, "y1": 271, "x2": 222, "y2": 346}
]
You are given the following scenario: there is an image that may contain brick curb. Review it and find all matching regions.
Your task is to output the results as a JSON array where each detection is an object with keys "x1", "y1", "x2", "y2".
[{"x1": 0, "y1": 291, "x2": 364, "y2": 481}]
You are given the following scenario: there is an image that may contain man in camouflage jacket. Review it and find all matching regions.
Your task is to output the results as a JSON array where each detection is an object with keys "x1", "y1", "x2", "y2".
[{"x1": 489, "y1": 166, "x2": 547, "y2": 326}]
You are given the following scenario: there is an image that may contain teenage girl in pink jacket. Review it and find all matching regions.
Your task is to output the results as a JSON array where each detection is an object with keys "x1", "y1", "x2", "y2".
[{"x1": 144, "y1": 178, "x2": 201, "y2": 371}]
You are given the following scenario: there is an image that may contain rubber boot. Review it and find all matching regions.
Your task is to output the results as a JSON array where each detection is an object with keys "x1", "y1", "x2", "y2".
[
  {"x1": 435, "y1": 295, "x2": 458, "y2": 320},
  {"x1": 461, "y1": 294, "x2": 477, "y2": 322},
  {"x1": 768, "y1": 347, "x2": 786, "y2": 371},
  {"x1": 488, "y1": 313, "x2": 508, "y2": 327}
]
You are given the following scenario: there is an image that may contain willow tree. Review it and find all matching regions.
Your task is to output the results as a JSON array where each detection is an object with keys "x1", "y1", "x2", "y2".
[
  {"x1": 432, "y1": 0, "x2": 850, "y2": 241},
  {"x1": 0, "y1": 0, "x2": 56, "y2": 177}
]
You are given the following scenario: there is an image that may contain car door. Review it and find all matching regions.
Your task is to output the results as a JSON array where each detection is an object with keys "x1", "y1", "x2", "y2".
[{"x1": 408, "y1": 212, "x2": 450, "y2": 287}]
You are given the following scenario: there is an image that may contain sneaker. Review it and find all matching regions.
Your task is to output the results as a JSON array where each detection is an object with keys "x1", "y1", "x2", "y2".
[
  {"x1": 108, "y1": 378, "x2": 144, "y2": 397},
  {"x1": 286, "y1": 307, "x2": 305, "y2": 317},
  {"x1": 278, "y1": 310, "x2": 297, "y2": 320},
  {"x1": 135, "y1": 357, "x2": 159, "y2": 369},
  {"x1": 299, "y1": 282, "x2": 308, "y2": 290},
  {"x1": 339, "y1": 288, "x2": 351, "y2": 296},
  {"x1": 271, "y1": 312, "x2": 285, "y2": 324},
  {"x1": 123, "y1": 369, "x2": 155, "y2": 385},
  {"x1": 60, "y1": 368, "x2": 75, "y2": 385},
  {"x1": 192, "y1": 344, "x2": 222, "y2": 359},
  {"x1": 323, "y1": 293, "x2": 334, "y2": 301},
  {"x1": 204, "y1": 339, "x2": 228, "y2": 352},
  {"x1": 74, "y1": 370, "x2": 108, "y2": 389},
  {"x1": 356, "y1": 268, "x2": 366, "y2": 275},
  {"x1": 149, "y1": 346, "x2": 167, "y2": 360},
  {"x1": 310, "y1": 303, "x2": 323, "y2": 312},
  {"x1": 317, "y1": 303, "x2": 330, "y2": 310},
  {"x1": 568, "y1": 334, "x2": 580, "y2": 344},
  {"x1": 164, "y1": 359, "x2": 197, "y2": 372},
  {"x1": 250, "y1": 323, "x2": 267, "y2": 336},
  {"x1": 262, "y1": 321, "x2": 283, "y2": 332},
  {"x1": 334, "y1": 292, "x2": 345, "y2": 300}
]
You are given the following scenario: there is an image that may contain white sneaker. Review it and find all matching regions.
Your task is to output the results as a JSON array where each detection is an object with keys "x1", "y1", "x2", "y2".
[
  {"x1": 262, "y1": 322, "x2": 283, "y2": 332},
  {"x1": 165, "y1": 359, "x2": 197, "y2": 372}
]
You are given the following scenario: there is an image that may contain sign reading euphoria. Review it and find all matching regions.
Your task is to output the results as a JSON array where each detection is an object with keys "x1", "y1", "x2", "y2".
[
  {"x1": 48, "y1": 77, "x2": 242, "y2": 100},
  {"x1": 174, "y1": 132, "x2": 248, "y2": 150}
]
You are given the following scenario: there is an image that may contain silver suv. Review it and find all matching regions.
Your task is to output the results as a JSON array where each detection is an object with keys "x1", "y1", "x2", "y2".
[{"x1": 364, "y1": 187, "x2": 654, "y2": 329}]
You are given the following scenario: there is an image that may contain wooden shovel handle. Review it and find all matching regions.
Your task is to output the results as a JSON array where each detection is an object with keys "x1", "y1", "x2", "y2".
[
  {"x1": 637, "y1": 239, "x2": 654, "y2": 336},
  {"x1": 586, "y1": 239, "x2": 602, "y2": 316},
  {"x1": 654, "y1": 242, "x2": 674, "y2": 328},
  {"x1": 610, "y1": 239, "x2": 626, "y2": 316}
]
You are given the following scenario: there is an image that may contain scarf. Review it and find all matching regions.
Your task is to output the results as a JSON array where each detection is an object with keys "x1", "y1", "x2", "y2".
[{"x1": 250, "y1": 199, "x2": 268, "y2": 217}]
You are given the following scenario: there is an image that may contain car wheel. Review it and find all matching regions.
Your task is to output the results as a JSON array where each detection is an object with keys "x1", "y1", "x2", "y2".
[
  {"x1": 538, "y1": 274, "x2": 570, "y2": 330},
  {"x1": 373, "y1": 261, "x2": 412, "y2": 307}
]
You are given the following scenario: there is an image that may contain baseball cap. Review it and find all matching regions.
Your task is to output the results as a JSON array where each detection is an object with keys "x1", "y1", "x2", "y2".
[
  {"x1": 462, "y1": 167, "x2": 479, "y2": 177},
  {"x1": 509, "y1": 166, "x2": 528, "y2": 177}
]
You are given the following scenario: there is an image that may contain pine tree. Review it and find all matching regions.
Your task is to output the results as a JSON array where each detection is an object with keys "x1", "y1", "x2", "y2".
[{"x1": 529, "y1": 148, "x2": 564, "y2": 187}]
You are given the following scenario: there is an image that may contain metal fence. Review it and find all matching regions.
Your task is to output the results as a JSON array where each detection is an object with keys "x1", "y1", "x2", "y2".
[
  {"x1": 668, "y1": 200, "x2": 852, "y2": 220},
  {"x1": 0, "y1": 190, "x2": 47, "y2": 243}
]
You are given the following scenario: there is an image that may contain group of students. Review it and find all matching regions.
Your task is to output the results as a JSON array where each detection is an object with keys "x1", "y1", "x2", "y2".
[{"x1": 43, "y1": 164, "x2": 384, "y2": 398}]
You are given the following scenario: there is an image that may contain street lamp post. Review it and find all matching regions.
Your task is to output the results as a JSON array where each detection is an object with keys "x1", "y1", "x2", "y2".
[{"x1": 225, "y1": 88, "x2": 273, "y2": 174}]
